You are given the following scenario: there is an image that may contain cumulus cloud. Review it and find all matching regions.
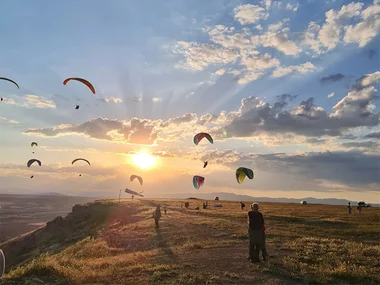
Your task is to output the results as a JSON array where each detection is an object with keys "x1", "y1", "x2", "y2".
[
  {"x1": 352, "y1": 71, "x2": 380, "y2": 90},
  {"x1": 319, "y1": 2, "x2": 364, "y2": 50},
  {"x1": 272, "y1": 62, "x2": 318, "y2": 78},
  {"x1": 343, "y1": 1, "x2": 380, "y2": 47},
  {"x1": 173, "y1": 41, "x2": 239, "y2": 71},
  {"x1": 23, "y1": 72, "x2": 380, "y2": 145},
  {"x1": 98, "y1": 97, "x2": 123, "y2": 103},
  {"x1": 233, "y1": 4, "x2": 269, "y2": 25},
  {"x1": 328, "y1": 92, "x2": 335, "y2": 98}
]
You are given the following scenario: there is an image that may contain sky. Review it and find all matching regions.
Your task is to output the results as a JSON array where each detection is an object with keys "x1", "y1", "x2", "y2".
[{"x1": 0, "y1": 0, "x2": 379, "y2": 203}]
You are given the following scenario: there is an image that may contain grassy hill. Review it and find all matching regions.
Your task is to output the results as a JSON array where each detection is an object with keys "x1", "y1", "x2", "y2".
[{"x1": 0, "y1": 199, "x2": 379, "y2": 284}]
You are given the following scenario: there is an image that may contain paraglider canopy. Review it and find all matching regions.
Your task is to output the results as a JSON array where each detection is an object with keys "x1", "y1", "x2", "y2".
[
  {"x1": 193, "y1": 133, "x2": 213, "y2": 145},
  {"x1": 27, "y1": 159, "x2": 41, "y2": 167},
  {"x1": 125, "y1": 188, "x2": 144, "y2": 197},
  {"x1": 236, "y1": 167, "x2": 254, "y2": 184},
  {"x1": 75, "y1": 105, "x2": 79, "y2": 110},
  {"x1": 130, "y1": 175, "x2": 143, "y2": 186},
  {"x1": 300, "y1": 201, "x2": 307, "y2": 205},
  {"x1": 72, "y1": 158, "x2": 91, "y2": 166},
  {"x1": 0, "y1": 77, "x2": 19, "y2": 89},
  {"x1": 31, "y1": 142, "x2": 38, "y2": 147},
  {"x1": 193, "y1": 176, "x2": 205, "y2": 190},
  {"x1": 63, "y1": 77, "x2": 95, "y2": 94}
]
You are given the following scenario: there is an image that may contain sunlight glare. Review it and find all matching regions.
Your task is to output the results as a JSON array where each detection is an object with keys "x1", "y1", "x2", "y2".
[{"x1": 131, "y1": 152, "x2": 157, "y2": 169}]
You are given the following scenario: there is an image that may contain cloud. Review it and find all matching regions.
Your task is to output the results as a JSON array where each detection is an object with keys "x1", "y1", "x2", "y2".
[
  {"x1": 152, "y1": 97, "x2": 162, "y2": 103},
  {"x1": 340, "y1": 141, "x2": 378, "y2": 148},
  {"x1": 343, "y1": 1, "x2": 380, "y2": 47},
  {"x1": 4, "y1": 95, "x2": 56, "y2": 109},
  {"x1": 364, "y1": 131, "x2": 380, "y2": 139},
  {"x1": 302, "y1": 1, "x2": 379, "y2": 55},
  {"x1": 0, "y1": 117, "x2": 19, "y2": 125},
  {"x1": 285, "y1": 3, "x2": 299, "y2": 12},
  {"x1": 199, "y1": 150, "x2": 380, "y2": 189},
  {"x1": 328, "y1": 92, "x2": 335, "y2": 98},
  {"x1": 319, "y1": 2, "x2": 364, "y2": 50},
  {"x1": 320, "y1": 73, "x2": 346, "y2": 84},
  {"x1": 215, "y1": 69, "x2": 226, "y2": 76},
  {"x1": 233, "y1": 4, "x2": 269, "y2": 25},
  {"x1": 352, "y1": 71, "x2": 380, "y2": 90},
  {"x1": 98, "y1": 97, "x2": 123, "y2": 103},
  {"x1": 23, "y1": 71, "x2": 380, "y2": 145},
  {"x1": 272, "y1": 62, "x2": 318, "y2": 78},
  {"x1": 173, "y1": 41, "x2": 239, "y2": 71}
]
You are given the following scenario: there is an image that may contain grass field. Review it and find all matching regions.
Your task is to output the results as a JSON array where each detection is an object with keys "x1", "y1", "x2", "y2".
[{"x1": 0, "y1": 199, "x2": 379, "y2": 284}]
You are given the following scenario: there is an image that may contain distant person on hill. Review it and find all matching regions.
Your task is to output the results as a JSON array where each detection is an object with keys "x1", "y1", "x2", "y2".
[
  {"x1": 357, "y1": 204, "x2": 362, "y2": 214},
  {"x1": 348, "y1": 202, "x2": 352, "y2": 215},
  {"x1": 153, "y1": 205, "x2": 161, "y2": 229},
  {"x1": 247, "y1": 203, "x2": 267, "y2": 262},
  {"x1": 163, "y1": 204, "x2": 167, "y2": 215},
  {"x1": 240, "y1": 202, "x2": 245, "y2": 210}
]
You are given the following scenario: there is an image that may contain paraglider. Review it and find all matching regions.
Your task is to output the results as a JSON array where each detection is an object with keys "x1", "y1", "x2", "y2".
[
  {"x1": 236, "y1": 167, "x2": 254, "y2": 184},
  {"x1": 0, "y1": 77, "x2": 19, "y2": 89},
  {"x1": 79, "y1": 174, "x2": 82, "y2": 177},
  {"x1": 203, "y1": 161, "x2": 208, "y2": 168},
  {"x1": 1, "y1": 98, "x2": 3, "y2": 101},
  {"x1": 130, "y1": 175, "x2": 143, "y2": 186},
  {"x1": 63, "y1": 77, "x2": 96, "y2": 94},
  {"x1": 30, "y1": 176, "x2": 34, "y2": 179},
  {"x1": 71, "y1": 158, "x2": 91, "y2": 166},
  {"x1": 193, "y1": 133, "x2": 213, "y2": 145},
  {"x1": 75, "y1": 105, "x2": 79, "y2": 110},
  {"x1": 193, "y1": 175, "x2": 205, "y2": 190},
  {"x1": 27, "y1": 159, "x2": 41, "y2": 167},
  {"x1": 125, "y1": 188, "x2": 144, "y2": 197},
  {"x1": 31, "y1": 142, "x2": 38, "y2": 147}
]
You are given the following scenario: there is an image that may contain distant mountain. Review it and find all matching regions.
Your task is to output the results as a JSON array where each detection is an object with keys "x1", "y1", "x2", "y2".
[
  {"x1": 157, "y1": 192, "x2": 380, "y2": 207},
  {"x1": 35, "y1": 192, "x2": 68, "y2": 197}
]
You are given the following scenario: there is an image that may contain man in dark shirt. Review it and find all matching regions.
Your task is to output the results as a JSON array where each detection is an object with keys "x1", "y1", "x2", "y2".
[{"x1": 247, "y1": 203, "x2": 267, "y2": 262}]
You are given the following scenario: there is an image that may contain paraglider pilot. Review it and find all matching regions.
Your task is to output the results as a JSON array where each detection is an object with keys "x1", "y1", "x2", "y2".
[{"x1": 153, "y1": 205, "x2": 161, "y2": 229}]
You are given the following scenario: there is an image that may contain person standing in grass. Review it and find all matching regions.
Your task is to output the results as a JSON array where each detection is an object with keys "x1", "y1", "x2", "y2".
[
  {"x1": 247, "y1": 202, "x2": 267, "y2": 262},
  {"x1": 153, "y1": 205, "x2": 161, "y2": 229},
  {"x1": 240, "y1": 202, "x2": 245, "y2": 210},
  {"x1": 348, "y1": 202, "x2": 352, "y2": 215}
]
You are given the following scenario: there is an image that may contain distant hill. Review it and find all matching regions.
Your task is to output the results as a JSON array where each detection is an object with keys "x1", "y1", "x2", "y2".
[
  {"x1": 35, "y1": 192, "x2": 68, "y2": 196},
  {"x1": 158, "y1": 192, "x2": 380, "y2": 207}
]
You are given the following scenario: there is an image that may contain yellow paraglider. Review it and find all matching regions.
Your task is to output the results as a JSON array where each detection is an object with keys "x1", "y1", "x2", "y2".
[{"x1": 236, "y1": 167, "x2": 254, "y2": 184}]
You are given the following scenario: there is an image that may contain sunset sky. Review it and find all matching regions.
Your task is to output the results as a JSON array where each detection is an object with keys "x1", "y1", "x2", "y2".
[{"x1": 0, "y1": 0, "x2": 379, "y2": 202}]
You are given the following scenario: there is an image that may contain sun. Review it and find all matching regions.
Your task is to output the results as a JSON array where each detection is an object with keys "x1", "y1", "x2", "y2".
[{"x1": 131, "y1": 152, "x2": 157, "y2": 169}]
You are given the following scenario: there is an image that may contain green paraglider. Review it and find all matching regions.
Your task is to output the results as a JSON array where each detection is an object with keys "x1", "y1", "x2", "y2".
[{"x1": 236, "y1": 167, "x2": 254, "y2": 184}]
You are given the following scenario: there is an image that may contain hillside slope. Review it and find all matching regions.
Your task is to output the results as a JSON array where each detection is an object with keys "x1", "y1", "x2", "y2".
[{"x1": 0, "y1": 199, "x2": 379, "y2": 284}]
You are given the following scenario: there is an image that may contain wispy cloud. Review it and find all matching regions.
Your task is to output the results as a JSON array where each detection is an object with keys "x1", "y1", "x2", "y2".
[
  {"x1": 328, "y1": 92, "x2": 335, "y2": 98},
  {"x1": 0, "y1": 116, "x2": 19, "y2": 124},
  {"x1": 3, "y1": 95, "x2": 56, "y2": 109}
]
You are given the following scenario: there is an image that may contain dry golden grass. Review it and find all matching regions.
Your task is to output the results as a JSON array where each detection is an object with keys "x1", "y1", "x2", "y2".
[{"x1": 1, "y1": 199, "x2": 379, "y2": 284}]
